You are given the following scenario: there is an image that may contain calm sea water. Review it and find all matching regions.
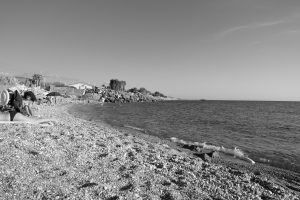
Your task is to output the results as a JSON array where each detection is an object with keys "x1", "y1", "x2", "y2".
[{"x1": 70, "y1": 100, "x2": 300, "y2": 172}]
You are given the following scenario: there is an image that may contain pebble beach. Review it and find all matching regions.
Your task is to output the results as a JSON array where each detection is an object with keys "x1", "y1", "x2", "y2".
[{"x1": 0, "y1": 102, "x2": 299, "y2": 200}]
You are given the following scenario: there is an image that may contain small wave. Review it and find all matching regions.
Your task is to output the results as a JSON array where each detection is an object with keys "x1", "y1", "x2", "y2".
[
  {"x1": 170, "y1": 137, "x2": 255, "y2": 164},
  {"x1": 124, "y1": 125, "x2": 146, "y2": 132}
]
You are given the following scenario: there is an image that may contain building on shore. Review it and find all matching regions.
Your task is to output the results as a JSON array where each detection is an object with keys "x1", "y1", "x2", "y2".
[{"x1": 68, "y1": 83, "x2": 93, "y2": 90}]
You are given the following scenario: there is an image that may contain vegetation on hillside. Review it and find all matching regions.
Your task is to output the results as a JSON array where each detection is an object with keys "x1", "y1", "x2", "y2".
[
  {"x1": 152, "y1": 91, "x2": 167, "y2": 98},
  {"x1": 127, "y1": 86, "x2": 167, "y2": 98},
  {"x1": 127, "y1": 87, "x2": 138, "y2": 93},
  {"x1": 0, "y1": 72, "x2": 18, "y2": 91}
]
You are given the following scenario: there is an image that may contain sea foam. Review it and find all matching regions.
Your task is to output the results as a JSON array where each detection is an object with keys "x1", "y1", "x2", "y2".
[{"x1": 170, "y1": 137, "x2": 255, "y2": 164}]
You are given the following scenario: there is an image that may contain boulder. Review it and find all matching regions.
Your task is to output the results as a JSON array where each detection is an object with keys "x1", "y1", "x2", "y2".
[
  {"x1": 209, "y1": 151, "x2": 220, "y2": 158},
  {"x1": 193, "y1": 150, "x2": 219, "y2": 162},
  {"x1": 194, "y1": 153, "x2": 212, "y2": 162}
]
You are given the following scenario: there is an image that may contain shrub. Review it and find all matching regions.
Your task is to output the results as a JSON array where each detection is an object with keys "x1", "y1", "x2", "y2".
[
  {"x1": 138, "y1": 87, "x2": 151, "y2": 95},
  {"x1": 127, "y1": 87, "x2": 139, "y2": 93},
  {"x1": 152, "y1": 91, "x2": 167, "y2": 98},
  {"x1": 0, "y1": 72, "x2": 18, "y2": 91}
]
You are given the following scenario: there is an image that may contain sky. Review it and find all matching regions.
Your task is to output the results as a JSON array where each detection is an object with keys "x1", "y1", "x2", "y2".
[{"x1": 1, "y1": 0, "x2": 300, "y2": 101}]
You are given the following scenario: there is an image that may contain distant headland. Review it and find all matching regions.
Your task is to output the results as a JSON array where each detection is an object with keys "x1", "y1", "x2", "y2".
[{"x1": 2, "y1": 72, "x2": 178, "y2": 103}]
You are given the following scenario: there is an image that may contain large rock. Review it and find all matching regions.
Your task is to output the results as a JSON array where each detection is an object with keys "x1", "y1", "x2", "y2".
[
  {"x1": 193, "y1": 150, "x2": 219, "y2": 162},
  {"x1": 195, "y1": 153, "x2": 212, "y2": 162}
]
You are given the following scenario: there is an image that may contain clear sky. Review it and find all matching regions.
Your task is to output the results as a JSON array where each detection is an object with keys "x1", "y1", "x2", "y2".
[{"x1": 1, "y1": 0, "x2": 300, "y2": 100}]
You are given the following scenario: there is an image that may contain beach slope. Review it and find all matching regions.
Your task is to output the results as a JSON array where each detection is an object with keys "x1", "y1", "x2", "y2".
[{"x1": 0, "y1": 104, "x2": 298, "y2": 199}]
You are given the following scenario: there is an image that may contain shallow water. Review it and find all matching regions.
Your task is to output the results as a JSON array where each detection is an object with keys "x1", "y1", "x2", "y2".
[{"x1": 70, "y1": 100, "x2": 300, "y2": 172}]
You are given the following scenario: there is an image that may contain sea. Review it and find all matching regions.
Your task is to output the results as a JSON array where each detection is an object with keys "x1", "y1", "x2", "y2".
[{"x1": 69, "y1": 100, "x2": 300, "y2": 173}]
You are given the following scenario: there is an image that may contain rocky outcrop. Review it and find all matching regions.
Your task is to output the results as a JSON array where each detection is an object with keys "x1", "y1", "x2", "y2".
[{"x1": 92, "y1": 89, "x2": 161, "y2": 103}]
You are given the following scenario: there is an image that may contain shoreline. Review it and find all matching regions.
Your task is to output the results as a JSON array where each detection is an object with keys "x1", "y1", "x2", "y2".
[
  {"x1": 68, "y1": 103, "x2": 300, "y2": 193},
  {"x1": 68, "y1": 101, "x2": 300, "y2": 174},
  {"x1": 0, "y1": 103, "x2": 299, "y2": 199},
  {"x1": 68, "y1": 103, "x2": 300, "y2": 194}
]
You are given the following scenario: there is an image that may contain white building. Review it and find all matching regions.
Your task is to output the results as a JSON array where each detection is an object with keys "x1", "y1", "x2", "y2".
[{"x1": 69, "y1": 83, "x2": 93, "y2": 90}]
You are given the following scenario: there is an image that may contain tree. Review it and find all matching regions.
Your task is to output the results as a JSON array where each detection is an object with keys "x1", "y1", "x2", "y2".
[{"x1": 32, "y1": 73, "x2": 43, "y2": 87}]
